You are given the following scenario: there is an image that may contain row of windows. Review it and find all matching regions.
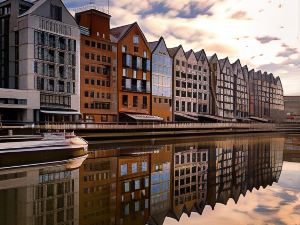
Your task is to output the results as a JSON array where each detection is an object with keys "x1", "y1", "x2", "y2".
[
  {"x1": 34, "y1": 47, "x2": 76, "y2": 66},
  {"x1": 175, "y1": 101, "x2": 208, "y2": 113},
  {"x1": 176, "y1": 80, "x2": 208, "y2": 90},
  {"x1": 122, "y1": 78, "x2": 150, "y2": 93},
  {"x1": 122, "y1": 54, "x2": 151, "y2": 72},
  {"x1": 85, "y1": 40, "x2": 112, "y2": 51},
  {"x1": 122, "y1": 95, "x2": 148, "y2": 108},
  {"x1": 34, "y1": 61, "x2": 75, "y2": 80},
  {"x1": 84, "y1": 52, "x2": 111, "y2": 63},
  {"x1": 153, "y1": 97, "x2": 171, "y2": 105},
  {"x1": 84, "y1": 91, "x2": 111, "y2": 99},
  {"x1": 123, "y1": 177, "x2": 149, "y2": 193},
  {"x1": 120, "y1": 162, "x2": 148, "y2": 176},
  {"x1": 34, "y1": 31, "x2": 76, "y2": 52},
  {"x1": 84, "y1": 65, "x2": 111, "y2": 76},
  {"x1": 40, "y1": 94, "x2": 71, "y2": 108},
  {"x1": 176, "y1": 71, "x2": 208, "y2": 81},
  {"x1": 0, "y1": 98, "x2": 27, "y2": 105},
  {"x1": 176, "y1": 60, "x2": 208, "y2": 71},
  {"x1": 37, "y1": 77, "x2": 75, "y2": 94},
  {"x1": 176, "y1": 90, "x2": 208, "y2": 100},
  {"x1": 84, "y1": 79, "x2": 110, "y2": 87},
  {"x1": 84, "y1": 102, "x2": 110, "y2": 110}
]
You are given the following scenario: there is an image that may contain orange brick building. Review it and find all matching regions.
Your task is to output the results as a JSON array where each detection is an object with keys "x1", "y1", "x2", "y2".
[
  {"x1": 111, "y1": 23, "x2": 157, "y2": 122},
  {"x1": 76, "y1": 9, "x2": 117, "y2": 123}
]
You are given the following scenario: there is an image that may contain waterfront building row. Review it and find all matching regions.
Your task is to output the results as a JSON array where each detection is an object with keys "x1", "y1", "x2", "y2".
[{"x1": 0, "y1": 0, "x2": 284, "y2": 123}]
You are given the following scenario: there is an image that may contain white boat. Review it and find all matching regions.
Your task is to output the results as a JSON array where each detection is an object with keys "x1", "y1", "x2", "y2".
[{"x1": 0, "y1": 133, "x2": 88, "y2": 168}]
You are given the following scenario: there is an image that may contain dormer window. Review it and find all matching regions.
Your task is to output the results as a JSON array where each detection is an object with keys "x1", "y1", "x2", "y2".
[{"x1": 50, "y1": 4, "x2": 62, "y2": 22}]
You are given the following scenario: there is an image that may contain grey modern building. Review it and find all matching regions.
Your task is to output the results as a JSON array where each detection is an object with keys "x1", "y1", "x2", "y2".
[
  {"x1": 0, "y1": 0, "x2": 80, "y2": 123},
  {"x1": 149, "y1": 37, "x2": 173, "y2": 122}
]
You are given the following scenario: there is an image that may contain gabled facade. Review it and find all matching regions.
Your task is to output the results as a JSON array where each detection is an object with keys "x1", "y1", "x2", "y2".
[
  {"x1": 110, "y1": 22, "x2": 152, "y2": 121},
  {"x1": 185, "y1": 49, "x2": 200, "y2": 117},
  {"x1": 208, "y1": 54, "x2": 222, "y2": 118},
  {"x1": 232, "y1": 60, "x2": 249, "y2": 119},
  {"x1": 219, "y1": 58, "x2": 234, "y2": 119},
  {"x1": 262, "y1": 72, "x2": 271, "y2": 118},
  {"x1": 76, "y1": 9, "x2": 118, "y2": 123},
  {"x1": 195, "y1": 50, "x2": 210, "y2": 117},
  {"x1": 149, "y1": 37, "x2": 172, "y2": 122},
  {"x1": 270, "y1": 75, "x2": 284, "y2": 121},
  {"x1": 169, "y1": 45, "x2": 194, "y2": 121}
]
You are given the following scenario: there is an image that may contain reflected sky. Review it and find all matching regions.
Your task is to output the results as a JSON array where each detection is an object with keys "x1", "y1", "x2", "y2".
[{"x1": 164, "y1": 162, "x2": 300, "y2": 225}]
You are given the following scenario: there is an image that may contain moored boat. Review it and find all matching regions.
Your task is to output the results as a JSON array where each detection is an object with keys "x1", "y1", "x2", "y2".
[{"x1": 0, "y1": 132, "x2": 88, "y2": 169}]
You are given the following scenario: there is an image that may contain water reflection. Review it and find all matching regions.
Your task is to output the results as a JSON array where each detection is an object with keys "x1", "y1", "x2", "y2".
[
  {"x1": 0, "y1": 157, "x2": 85, "y2": 225},
  {"x1": 80, "y1": 135, "x2": 284, "y2": 225},
  {"x1": 0, "y1": 134, "x2": 287, "y2": 225}
]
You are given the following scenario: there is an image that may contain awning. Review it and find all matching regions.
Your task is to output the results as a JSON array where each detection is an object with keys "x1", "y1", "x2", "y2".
[
  {"x1": 175, "y1": 112, "x2": 198, "y2": 121},
  {"x1": 40, "y1": 110, "x2": 81, "y2": 115},
  {"x1": 250, "y1": 116, "x2": 269, "y2": 122},
  {"x1": 199, "y1": 114, "x2": 233, "y2": 122},
  {"x1": 125, "y1": 114, "x2": 164, "y2": 122}
]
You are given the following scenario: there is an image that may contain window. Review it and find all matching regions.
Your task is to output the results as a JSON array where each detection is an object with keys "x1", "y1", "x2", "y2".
[
  {"x1": 142, "y1": 96, "x2": 147, "y2": 108},
  {"x1": 132, "y1": 163, "x2": 138, "y2": 173},
  {"x1": 120, "y1": 164, "x2": 127, "y2": 176},
  {"x1": 122, "y1": 45, "x2": 127, "y2": 53},
  {"x1": 142, "y1": 161, "x2": 147, "y2": 172},
  {"x1": 134, "y1": 46, "x2": 138, "y2": 53},
  {"x1": 135, "y1": 180, "x2": 140, "y2": 190},
  {"x1": 122, "y1": 95, "x2": 128, "y2": 106},
  {"x1": 133, "y1": 35, "x2": 139, "y2": 44},
  {"x1": 50, "y1": 4, "x2": 62, "y2": 21},
  {"x1": 124, "y1": 182, "x2": 130, "y2": 192},
  {"x1": 133, "y1": 96, "x2": 138, "y2": 107}
]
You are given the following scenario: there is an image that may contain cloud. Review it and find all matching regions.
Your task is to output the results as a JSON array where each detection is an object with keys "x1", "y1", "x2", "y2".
[
  {"x1": 256, "y1": 36, "x2": 280, "y2": 44},
  {"x1": 230, "y1": 11, "x2": 251, "y2": 20},
  {"x1": 276, "y1": 45, "x2": 298, "y2": 57}
]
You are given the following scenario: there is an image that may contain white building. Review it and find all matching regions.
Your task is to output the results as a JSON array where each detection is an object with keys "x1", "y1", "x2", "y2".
[{"x1": 0, "y1": 0, "x2": 80, "y2": 123}]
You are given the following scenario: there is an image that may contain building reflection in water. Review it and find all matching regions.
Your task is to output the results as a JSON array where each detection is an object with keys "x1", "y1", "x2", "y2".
[
  {"x1": 0, "y1": 135, "x2": 284, "y2": 225},
  {"x1": 79, "y1": 135, "x2": 284, "y2": 225},
  {"x1": 0, "y1": 156, "x2": 85, "y2": 225}
]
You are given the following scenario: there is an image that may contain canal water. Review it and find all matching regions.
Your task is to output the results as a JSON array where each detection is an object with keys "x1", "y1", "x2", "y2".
[{"x1": 0, "y1": 133, "x2": 299, "y2": 225}]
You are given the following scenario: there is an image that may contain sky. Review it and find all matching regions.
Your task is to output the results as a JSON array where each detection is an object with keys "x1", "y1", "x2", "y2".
[{"x1": 63, "y1": 0, "x2": 300, "y2": 96}]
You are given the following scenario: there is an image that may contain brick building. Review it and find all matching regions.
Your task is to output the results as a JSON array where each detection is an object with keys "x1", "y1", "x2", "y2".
[
  {"x1": 76, "y1": 9, "x2": 118, "y2": 123},
  {"x1": 110, "y1": 22, "x2": 160, "y2": 122}
]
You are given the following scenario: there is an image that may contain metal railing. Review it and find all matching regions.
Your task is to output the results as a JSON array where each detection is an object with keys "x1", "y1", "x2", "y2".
[{"x1": 30, "y1": 122, "x2": 276, "y2": 131}]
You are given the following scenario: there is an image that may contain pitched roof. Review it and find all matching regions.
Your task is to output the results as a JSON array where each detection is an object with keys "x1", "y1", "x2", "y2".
[
  {"x1": 195, "y1": 49, "x2": 208, "y2": 62},
  {"x1": 110, "y1": 23, "x2": 135, "y2": 42},
  {"x1": 19, "y1": 0, "x2": 44, "y2": 17},
  {"x1": 167, "y1": 45, "x2": 181, "y2": 58},
  {"x1": 186, "y1": 49, "x2": 194, "y2": 58},
  {"x1": 148, "y1": 40, "x2": 159, "y2": 52}
]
